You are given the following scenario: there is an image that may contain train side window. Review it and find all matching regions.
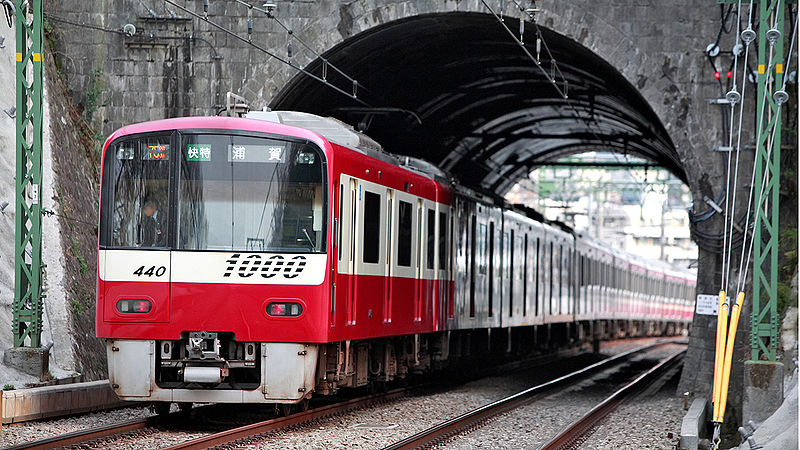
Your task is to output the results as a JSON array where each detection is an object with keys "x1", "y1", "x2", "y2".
[
  {"x1": 488, "y1": 221, "x2": 495, "y2": 317},
  {"x1": 549, "y1": 241, "x2": 554, "y2": 315},
  {"x1": 523, "y1": 233, "x2": 528, "y2": 316},
  {"x1": 535, "y1": 238, "x2": 540, "y2": 316},
  {"x1": 397, "y1": 200, "x2": 413, "y2": 267},
  {"x1": 362, "y1": 190, "x2": 381, "y2": 264},
  {"x1": 438, "y1": 211, "x2": 447, "y2": 270},
  {"x1": 338, "y1": 183, "x2": 344, "y2": 261},
  {"x1": 558, "y1": 244, "x2": 563, "y2": 313},
  {"x1": 509, "y1": 228, "x2": 514, "y2": 317},
  {"x1": 426, "y1": 209, "x2": 435, "y2": 270},
  {"x1": 469, "y1": 215, "x2": 477, "y2": 318}
]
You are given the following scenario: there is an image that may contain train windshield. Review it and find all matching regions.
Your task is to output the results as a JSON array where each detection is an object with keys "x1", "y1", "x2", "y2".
[
  {"x1": 100, "y1": 132, "x2": 327, "y2": 253},
  {"x1": 178, "y1": 133, "x2": 326, "y2": 253}
]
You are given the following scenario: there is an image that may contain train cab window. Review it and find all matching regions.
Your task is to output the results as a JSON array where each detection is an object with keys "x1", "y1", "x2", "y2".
[
  {"x1": 363, "y1": 190, "x2": 381, "y2": 263},
  {"x1": 397, "y1": 200, "x2": 413, "y2": 267},
  {"x1": 101, "y1": 134, "x2": 171, "y2": 248},
  {"x1": 426, "y1": 209, "x2": 435, "y2": 270},
  {"x1": 176, "y1": 133, "x2": 326, "y2": 252}
]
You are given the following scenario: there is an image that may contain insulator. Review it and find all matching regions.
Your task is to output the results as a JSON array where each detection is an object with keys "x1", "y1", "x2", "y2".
[
  {"x1": 725, "y1": 90, "x2": 741, "y2": 105},
  {"x1": 773, "y1": 90, "x2": 789, "y2": 105},
  {"x1": 322, "y1": 60, "x2": 327, "y2": 81},
  {"x1": 352, "y1": 80, "x2": 358, "y2": 98},
  {"x1": 536, "y1": 37, "x2": 541, "y2": 62},
  {"x1": 766, "y1": 28, "x2": 781, "y2": 44},
  {"x1": 203, "y1": 0, "x2": 209, "y2": 18},
  {"x1": 287, "y1": 41, "x2": 292, "y2": 58},
  {"x1": 519, "y1": 12, "x2": 524, "y2": 43},
  {"x1": 741, "y1": 27, "x2": 756, "y2": 45},
  {"x1": 247, "y1": 19, "x2": 253, "y2": 38}
]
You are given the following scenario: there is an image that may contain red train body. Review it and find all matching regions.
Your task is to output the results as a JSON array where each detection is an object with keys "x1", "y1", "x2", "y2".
[{"x1": 97, "y1": 113, "x2": 695, "y2": 406}]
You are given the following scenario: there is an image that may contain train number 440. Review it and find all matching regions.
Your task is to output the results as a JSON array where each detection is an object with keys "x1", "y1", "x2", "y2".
[{"x1": 133, "y1": 265, "x2": 167, "y2": 277}]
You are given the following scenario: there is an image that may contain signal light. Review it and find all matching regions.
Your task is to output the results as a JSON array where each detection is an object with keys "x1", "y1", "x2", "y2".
[
  {"x1": 714, "y1": 72, "x2": 721, "y2": 80},
  {"x1": 267, "y1": 302, "x2": 303, "y2": 317},
  {"x1": 116, "y1": 299, "x2": 152, "y2": 314},
  {"x1": 726, "y1": 71, "x2": 733, "y2": 79}
]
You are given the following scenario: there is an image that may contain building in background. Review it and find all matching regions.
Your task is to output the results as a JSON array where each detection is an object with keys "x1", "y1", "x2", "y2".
[{"x1": 505, "y1": 152, "x2": 697, "y2": 268}]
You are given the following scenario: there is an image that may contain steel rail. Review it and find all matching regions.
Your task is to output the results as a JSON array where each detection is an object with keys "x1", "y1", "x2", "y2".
[
  {"x1": 539, "y1": 349, "x2": 686, "y2": 449},
  {"x1": 166, "y1": 389, "x2": 406, "y2": 450},
  {"x1": 382, "y1": 340, "x2": 678, "y2": 450},
  {"x1": 6, "y1": 415, "x2": 154, "y2": 450}
]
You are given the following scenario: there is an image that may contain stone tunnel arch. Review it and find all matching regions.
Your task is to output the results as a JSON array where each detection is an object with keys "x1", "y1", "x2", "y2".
[
  {"x1": 254, "y1": 2, "x2": 725, "y2": 400},
  {"x1": 271, "y1": 11, "x2": 686, "y2": 193}
]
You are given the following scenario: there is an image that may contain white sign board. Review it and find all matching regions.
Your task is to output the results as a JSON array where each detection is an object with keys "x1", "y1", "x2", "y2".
[{"x1": 695, "y1": 294, "x2": 719, "y2": 316}]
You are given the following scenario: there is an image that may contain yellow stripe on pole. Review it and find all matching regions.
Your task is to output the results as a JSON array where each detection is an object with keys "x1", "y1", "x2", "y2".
[
  {"x1": 33, "y1": 53, "x2": 41, "y2": 62},
  {"x1": 715, "y1": 292, "x2": 745, "y2": 423},
  {"x1": 758, "y1": 64, "x2": 765, "y2": 74},
  {"x1": 713, "y1": 297, "x2": 729, "y2": 423},
  {"x1": 776, "y1": 63, "x2": 783, "y2": 74},
  {"x1": 15, "y1": 52, "x2": 21, "y2": 62}
]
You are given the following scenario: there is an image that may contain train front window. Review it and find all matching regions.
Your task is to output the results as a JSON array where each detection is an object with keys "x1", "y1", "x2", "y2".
[
  {"x1": 103, "y1": 135, "x2": 171, "y2": 248},
  {"x1": 178, "y1": 134, "x2": 326, "y2": 253}
]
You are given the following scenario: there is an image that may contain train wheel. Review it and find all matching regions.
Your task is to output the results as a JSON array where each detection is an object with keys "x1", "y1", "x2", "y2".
[
  {"x1": 178, "y1": 402, "x2": 193, "y2": 418},
  {"x1": 154, "y1": 402, "x2": 171, "y2": 416},
  {"x1": 299, "y1": 398, "x2": 310, "y2": 412},
  {"x1": 274, "y1": 403, "x2": 292, "y2": 417}
]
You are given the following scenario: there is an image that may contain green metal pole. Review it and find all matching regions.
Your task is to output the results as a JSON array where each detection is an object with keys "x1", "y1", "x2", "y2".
[
  {"x1": 750, "y1": 0, "x2": 784, "y2": 362},
  {"x1": 12, "y1": 0, "x2": 44, "y2": 348}
]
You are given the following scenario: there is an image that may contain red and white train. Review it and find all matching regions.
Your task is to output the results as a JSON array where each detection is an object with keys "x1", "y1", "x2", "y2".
[{"x1": 97, "y1": 112, "x2": 695, "y2": 408}]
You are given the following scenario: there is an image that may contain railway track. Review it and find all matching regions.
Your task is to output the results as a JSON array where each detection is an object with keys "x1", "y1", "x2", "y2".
[
  {"x1": 3, "y1": 339, "x2": 679, "y2": 449},
  {"x1": 381, "y1": 341, "x2": 684, "y2": 450}
]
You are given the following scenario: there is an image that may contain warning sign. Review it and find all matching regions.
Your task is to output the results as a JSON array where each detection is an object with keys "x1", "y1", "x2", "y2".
[{"x1": 695, "y1": 294, "x2": 719, "y2": 316}]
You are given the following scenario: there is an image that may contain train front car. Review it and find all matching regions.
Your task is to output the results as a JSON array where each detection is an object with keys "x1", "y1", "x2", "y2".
[{"x1": 96, "y1": 117, "x2": 331, "y2": 406}]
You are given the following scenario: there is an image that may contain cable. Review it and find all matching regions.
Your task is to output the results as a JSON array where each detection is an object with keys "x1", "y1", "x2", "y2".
[
  {"x1": 43, "y1": 13, "x2": 127, "y2": 35},
  {"x1": 720, "y1": 0, "x2": 747, "y2": 293},
  {"x1": 232, "y1": 0, "x2": 361, "y2": 89},
  {"x1": 163, "y1": 0, "x2": 370, "y2": 107},
  {"x1": 487, "y1": 0, "x2": 653, "y2": 192}
]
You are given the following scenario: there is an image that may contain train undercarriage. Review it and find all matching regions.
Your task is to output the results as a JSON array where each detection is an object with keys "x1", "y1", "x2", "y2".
[{"x1": 107, "y1": 319, "x2": 688, "y2": 413}]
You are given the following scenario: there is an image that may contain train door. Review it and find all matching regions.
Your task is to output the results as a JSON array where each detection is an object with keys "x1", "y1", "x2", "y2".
[
  {"x1": 415, "y1": 199, "x2": 424, "y2": 322},
  {"x1": 346, "y1": 178, "x2": 358, "y2": 325},
  {"x1": 353, "y1": 180, "x2": 386, "y2": 326},
  {"x1": 385, "y1": 189, "x2": 394, "y2": 323},
  {"x1": 436, "y1": 207, "x2": 450, "y2": 327}
]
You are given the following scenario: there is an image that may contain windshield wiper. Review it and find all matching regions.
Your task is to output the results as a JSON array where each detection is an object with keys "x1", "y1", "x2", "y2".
[{"x1": 301, "y1": 228, "x2": 315, "y2": 250}]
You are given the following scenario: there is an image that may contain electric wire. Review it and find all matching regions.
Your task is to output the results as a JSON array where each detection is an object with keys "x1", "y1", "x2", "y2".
[
  {"x1": 163, "y1": 0, "x2": 370, "y2": 107},
  {"x1": 231, "y1": 0, "x2": 360, "y2": 90},
  {"x1": 735, "y1": 5, "x2": 797, "y2": 293},
  {"x1": 43, "y1": 13, "x2": 127, "y2": 35},
  {"x1": 486, "y1": 0, "x2": 652, "y2": 192},
  {"x1": 721, "y1": 0, "x2": 748, "y2": 294}
]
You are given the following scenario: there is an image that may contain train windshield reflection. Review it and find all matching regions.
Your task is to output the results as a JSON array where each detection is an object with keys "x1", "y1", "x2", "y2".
[{"x1": 179, "y1": 133, "x2": 326, "y2": 253}]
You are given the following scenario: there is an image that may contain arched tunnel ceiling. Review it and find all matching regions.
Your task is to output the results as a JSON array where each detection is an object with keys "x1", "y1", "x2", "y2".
[{"x1": 272, "y1": 12, "x2": 685, "y2": 193}]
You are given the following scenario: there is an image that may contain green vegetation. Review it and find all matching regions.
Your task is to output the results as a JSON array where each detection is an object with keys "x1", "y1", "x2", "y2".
[
  {"x1": 70, "y1": 236, "x2": 87, "y2": 276},
  {"x1": 3, "y1": 384, "x2": 14, "y2": 390}
]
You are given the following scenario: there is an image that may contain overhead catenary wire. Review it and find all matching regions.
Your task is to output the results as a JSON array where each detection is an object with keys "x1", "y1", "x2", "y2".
[
  {"x1": 231, "y1": 0, "x2": 359, "y2": 88},
  {"x1": 482, "y1": 0, "x2": 654, "y2": 194},
  {"x1": 163, "y1": 0, "x2": 370, "y2": 107}
]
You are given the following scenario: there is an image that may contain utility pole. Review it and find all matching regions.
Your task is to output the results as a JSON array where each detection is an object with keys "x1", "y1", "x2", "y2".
[
  {"x1": 750, "y1": 0, "x2": 784, "y2": 364},
  {"x1": 8, "y1": 0, "x2": 45, "y2": 368}
]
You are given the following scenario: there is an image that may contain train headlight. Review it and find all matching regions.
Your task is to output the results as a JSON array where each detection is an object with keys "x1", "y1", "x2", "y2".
[
  {"x1": 266, "y1": 302, "x2": 303, "y2": 317},
  {"x1": 116, "y1": 299, "x2": 152, "y2": 314}
]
